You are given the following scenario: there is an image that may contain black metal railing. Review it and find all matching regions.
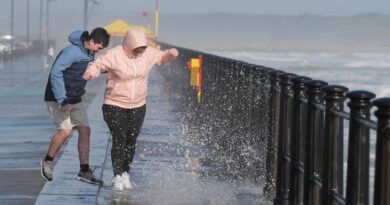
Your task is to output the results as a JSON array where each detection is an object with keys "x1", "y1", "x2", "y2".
[{"x1": 158, "y1": 42, "x2": 390, "y2": 205}]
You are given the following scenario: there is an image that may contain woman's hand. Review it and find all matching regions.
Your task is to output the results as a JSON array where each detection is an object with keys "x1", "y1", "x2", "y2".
[
  {"x1": 169, "y1": 48, "x2": 179, "y2": 58},
  {"x1": 83, "y1": 72, "x2": 92, "y2": 81},
  {"x1": 165, "y1": 48, "x2": 179, "y2": 62}
]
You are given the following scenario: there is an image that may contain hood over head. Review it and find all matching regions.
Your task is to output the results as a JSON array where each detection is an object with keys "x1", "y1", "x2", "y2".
[
  {"x1": 122, "y1": 29, "x2": 147, "y2": 57},
  {"x1": 68, "y1": 30, "x2": 87, "y2": 47}
]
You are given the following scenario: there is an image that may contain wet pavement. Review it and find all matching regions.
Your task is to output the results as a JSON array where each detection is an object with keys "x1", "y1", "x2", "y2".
[
  {"x1": 0, "y1": 55, "x2": 105, "y2": 205},
  {"x1": 0, "y1": 55, "x2": 271, "y2": 205},
  {"x1": 0, "y1": 55, "x2": 56, "y2": 205}
]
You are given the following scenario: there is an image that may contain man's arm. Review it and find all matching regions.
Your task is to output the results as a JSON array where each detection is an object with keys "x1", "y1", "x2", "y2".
[{"x1": 50, "y1": 49, "x2": 76, "y2": 106}]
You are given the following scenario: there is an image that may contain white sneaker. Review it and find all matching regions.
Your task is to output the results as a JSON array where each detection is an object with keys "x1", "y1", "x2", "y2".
[
  {"x1": 121, "y1": 172, "x2": 133, "y2": 189},
  {"x1": 112, "y1": 175, "x2": 123, "y2": 191}
]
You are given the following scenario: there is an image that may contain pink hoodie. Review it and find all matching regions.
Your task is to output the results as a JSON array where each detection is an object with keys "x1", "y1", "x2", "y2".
[{"x1": 84, "y1": 29, "x2": 178, "y2": 109}]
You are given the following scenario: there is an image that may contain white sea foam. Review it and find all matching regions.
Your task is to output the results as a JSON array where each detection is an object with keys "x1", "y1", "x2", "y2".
[{"x1": 211, "y1": 51, "x2": 390, "y2": 98}]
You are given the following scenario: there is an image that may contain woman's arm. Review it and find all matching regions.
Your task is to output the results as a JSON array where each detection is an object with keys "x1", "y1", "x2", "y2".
[
  {"x1": 83, "y1": 52, "x2": 112, "y2": 80},
  {"x1": 158, "y1": 48, "x2": 179, "y2": 65}
]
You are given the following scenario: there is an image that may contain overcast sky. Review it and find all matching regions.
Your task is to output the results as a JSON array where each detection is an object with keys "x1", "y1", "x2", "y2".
[
  {"x1": 1, "y1": 0, "x2": 390, "y2": 40},
  {"x1": 1, "y1": 0, "x2": 390, "y2": 16}
]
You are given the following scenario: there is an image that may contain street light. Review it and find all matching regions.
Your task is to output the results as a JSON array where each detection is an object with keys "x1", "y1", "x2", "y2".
[
  {"x1": 10, "y1": 0, "x2": 14, "y2": 58},
  {"x1": 43, "y1": 0, "x2": 55, "y2": 69},
  {"x1": 46, "y1": 0, "x2": 54, "y2": 45},
  {"x1": 26, "y1": 0, "x2": 30, "y2": 54},
  {"x1": 83, "y1": 0, "x2": 99, "y2": 30},
  {"x1": 39, "y1": 0, "x2": 43, "y2": 42},
  {"x1": 83, "y1": 0, "x2": 88, "y2": 30},
  {"x1": 155, "y1": 0, "x2": 159, "y2": 37}
]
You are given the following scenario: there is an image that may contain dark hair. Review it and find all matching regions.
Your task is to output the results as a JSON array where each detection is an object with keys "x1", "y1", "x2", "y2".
[{"x1": 81, "y1": 27, "x2": 110, "y2": 48}]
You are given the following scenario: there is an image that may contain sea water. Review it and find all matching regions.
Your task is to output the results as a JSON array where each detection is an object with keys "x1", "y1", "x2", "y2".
[
  {"x1": 214, "y1": 51, "x2": 390, "y2": 97},
  {"x1": 213, "y1": 51, "x2": 390, "y2": 204}
]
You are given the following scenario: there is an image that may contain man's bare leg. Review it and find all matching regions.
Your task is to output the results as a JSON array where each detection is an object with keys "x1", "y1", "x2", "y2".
[
  {"x1": 41, "y1": 128, "x2": 73, "y2": 181},
  {"x1": 77, "y1": 125, "x2": 90, "y2": 165},
  {"x1": 47, "y1": 128, "x2": 73, "y2": 158},
  {"x1": 75, "y1": 125, "x2": 102, "y2": 185}
]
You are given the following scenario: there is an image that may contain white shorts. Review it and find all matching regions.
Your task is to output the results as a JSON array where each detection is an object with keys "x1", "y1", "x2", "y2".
[{"x1": 46, "y1": 101, "x2": 89, "y2": 129}]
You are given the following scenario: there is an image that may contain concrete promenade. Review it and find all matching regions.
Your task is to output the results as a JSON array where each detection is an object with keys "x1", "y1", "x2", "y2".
[
  {"x1": 0, "y1": 56, "x2": 61, "y2": 205},
  {"x1": 0, "y1": 55, "x2": 103, "y2": 205},
  {"x1": 0, "y1": 55, "x2": 270, "y2": 204}
]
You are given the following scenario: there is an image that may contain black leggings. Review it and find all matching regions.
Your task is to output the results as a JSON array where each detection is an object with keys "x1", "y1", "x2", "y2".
[{"x1": 102, "y1": 104, "x2": 146, "y2": 176}]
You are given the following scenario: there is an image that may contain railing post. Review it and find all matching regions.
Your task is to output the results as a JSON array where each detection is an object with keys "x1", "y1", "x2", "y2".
[
  {"x1": 372, "y1": 98, "x2": 390, "y2": 205},
  {"x1": 208, "y1": 56, "x2": 218, "y2": 111},
  {"x1": 240, "y1": 63, "x2": 252, "y2": 138},
  {"x1": 321, "y1": 85, "x2": 348, "y2": 205},
  {"x1": 303, "y1": 80, "x2": 328, "y2": 205},
  {"x1": 345, "y1": 91, "x2": 375, "y2": 205},
  {"x1": 264, "y1": 70, "x2": 284, "y2": 199},
  {"x1": 259, "y1": 67, "x2": 273, "y2": 143},
  {"x1": 222, "y1": 59, "x2": 235, "y2": 152},
  {"x1": 247, "y1": 65, "x2": 256, "y2": 137},
  {"x1": 274, "y1": 73, "x2": 296, "y2": 204},
  {"x1": 289, "y1": 76, "x2": 311, "y2": 205}
]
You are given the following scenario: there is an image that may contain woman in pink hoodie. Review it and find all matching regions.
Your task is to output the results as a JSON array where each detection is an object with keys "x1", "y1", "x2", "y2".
[{"x1": 83, "y1": 29, "x2": 178, "y2": 191}]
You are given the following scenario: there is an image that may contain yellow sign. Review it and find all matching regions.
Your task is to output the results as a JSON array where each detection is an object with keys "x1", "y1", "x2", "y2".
[{"x1": 190, "y1": 58, "x2": 200, "y2": 87}]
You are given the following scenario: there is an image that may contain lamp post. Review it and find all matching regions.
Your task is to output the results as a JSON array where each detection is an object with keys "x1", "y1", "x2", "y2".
[
  {"x1": 10, "y1": 0, "x2": 14, "y2": 58},
  {"x1": 43, "y1": 0, "x2": 54, "y2": 69},
  {"x1": 26, "y1": 0, "x2": 30, "y2": 54},
  {"x1": 83, "y1": 0, "x2": 88, "y2": 30},
  {"x1": 155, "y1": 0, "x2": 159, "y2": 37},
  {"x1": 46, "y1": 0, "x2": 50, "y2": 45},
  {"x1": 83, "y1": 0, "x2": 99, "y2": 30},
  {"x1": 39, "y1": 0, "x2": 43, "y2": 42}
]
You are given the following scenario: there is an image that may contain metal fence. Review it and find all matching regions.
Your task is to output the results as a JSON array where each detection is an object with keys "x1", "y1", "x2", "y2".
[{"x1": 159, "y1": 42, "x2": 390, "y2": 205}]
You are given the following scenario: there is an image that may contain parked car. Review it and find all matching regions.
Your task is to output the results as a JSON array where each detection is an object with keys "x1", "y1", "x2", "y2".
[{"x1": 0, "y1": 41, "x2": 11, "y2": 54}]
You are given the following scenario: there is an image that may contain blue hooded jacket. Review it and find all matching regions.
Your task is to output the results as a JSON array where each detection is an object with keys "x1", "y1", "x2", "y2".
[{"x1": 44, "y1": 30, "x2": 95, "y2": 105}]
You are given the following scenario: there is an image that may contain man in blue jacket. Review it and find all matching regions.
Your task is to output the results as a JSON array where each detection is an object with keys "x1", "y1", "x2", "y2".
[{"x1": 41, "y1": 27, "x2": 110, "y2": 185}]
